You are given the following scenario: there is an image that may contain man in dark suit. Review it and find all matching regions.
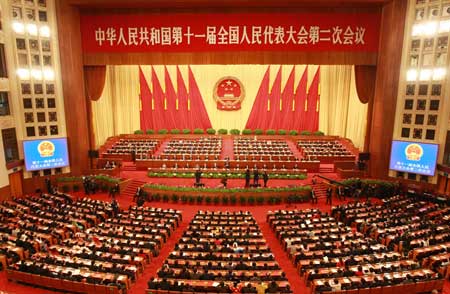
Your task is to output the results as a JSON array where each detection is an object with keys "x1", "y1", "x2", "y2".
[
  {"x1": 326, "y1": 187, "x2": 332, "y2": 205},
  {"x1": 263, "y1": 171, "x2": 269, "y2": 187},
  {"x1": 45, "y1": 177, "x2": 52, "y2": 193},
  {"x1": 195, "y1": 168, "x2": 202, "y2": 186},
  {"x1": 253, "y1": 168, "x2": 259, "y2": 186},
  {"x1": 245, "y1": 168, "x2": 250, "y2": 188}
]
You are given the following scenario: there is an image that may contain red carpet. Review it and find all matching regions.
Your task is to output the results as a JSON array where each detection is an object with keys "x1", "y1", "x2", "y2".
[
  {"x1": 1, "y1": 191, "x2": 449, "y2": 294},
  {"x1": 221, "y1": 137, "x2": 234, "y2": 159}
]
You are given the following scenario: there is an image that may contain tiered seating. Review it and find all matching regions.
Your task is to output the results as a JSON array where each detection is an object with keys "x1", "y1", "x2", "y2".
[
  {"x1": 268, "y1": 208, "x2": 442, "y2": 293},
  {"x1": 103, "y1": 139, "x2": 160, "y2": 160},
  {"x1": 160, "y1": 137, "x2": 222, "y2": 160},
  {"x1": 148, "y1": 211, "x2": 291, "y2": 293},
  {"x1": 234, "y1": 138, "x2": 296, "y2": 161},
  {"x1": 297, "y1": 140, "x2": 353, "y2": 162},
  {"x1": 6, "y1": 195, "x2": 181, "y2": 294}
]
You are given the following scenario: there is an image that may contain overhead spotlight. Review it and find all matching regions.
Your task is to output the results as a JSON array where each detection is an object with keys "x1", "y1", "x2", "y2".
[
  {"x1": 12, "y1": 21, "x2": 25, "y2": 34},
  {"x1": 412, "y1": 21, "x2": 438, "y2": 36},
  {"x1": 26, "y1": 24, "x2": 38, "y2": 36},
  {"x1": 43, "y1": 68, "x2": 54, "y2": 80},
  {"x1": 433, "y1": 68, "x2": 446, "y2": 80},
  {"x1": 439, "y1": 20, "x2": 450, "y2": 33},
  {"x1": 16, "y1": 68, "x2": 30, "y2": 80},
  {"x1": 31, "y1": 69, "x2": 43, "y2": 80},
  {"x1": 39, "y1": 25, "x2": 50, "y2": 37},
  {"x1": 406, "y1": 69, "x2": 418, "y2": 81},
  {"x1": 419, "y1": 69, "x2": 432, "y2": 81}
]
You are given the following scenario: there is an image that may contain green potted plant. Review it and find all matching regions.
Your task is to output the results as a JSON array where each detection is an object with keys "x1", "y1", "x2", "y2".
[
  {"x1": 73, "y1": 184, "x2": 80, "y2": 192},
  {"x1": 278, "y1": 129, "x2": 287, "y2": 135},
  {"x1": 62, "y1": 185, "x2": 70, "y2": 193},
  {"x1": 162, "y1": 194, "x2": 169, "y2": 202},
  {"x1": 248, "y1": 195, "x2": 256, "y2": 205},
  {"x1": 239, "y1": 195, "x2": 247, "y2": 205},
  {"x1": 206, "y1": 128, "x2": 216, "y2": 135},
  {"x1": 218, "y1": 129, "x2": 228, "y2": 135},
  {"x1": 146, "y1": 129, "x2": 155, "y2": 134},
  {"x1": 158, "y1": 129, "x2": 168, "y2": 134},
  {"x1": 182, "y1": 129, "x2": 191, "y2": 134},
  {"x1": 189, "y1": 195, "x2": 195, "y2": 204},
  {"x1": 230, "y1": 129, "x2": 240, "y2": 135},
  {"x1": 171, "y1": 194, "x2": 179, "y2": 203},
  {"x1": 230, "y1": 194, "x2": 237, "y2": 205},
  {"x1": 313, "y1": 131, "x2": 325, "y2": 136},
  {"x1": 213, "y1": 197, "x2": 220, "y2": 205},
  {"x1": 153, "y1": 193, "x2": 161, "y2": 201},
  {"x1": 170, "y1": 129, "x2": 181, "y2": 134},
  {"x1": 256, "y1": 196, "x2": 264, "y2": 205},
  {"x1": 301, "y1": 130, "x2": 312, "y2": 135},
  {"x1": 222, "y1": 196, "x2": 229, "y2": 205},
  {"x1": 193, "y1": 128, "x2": 204, "y2": 134},
  {"x1": 289, "y1": 130, "x2": 299, "y2": 136},
  {"x1": 196, "y1": 195, "x2": 203, "y2": 204},
  {"x1": 242, "y1": 129, "x2": 252, "y2": 135},
  {"x1": 134, "y1": 130, "x2": 144, "y2": 134},
  {"x1": 266, "y1": 129, "x2": 276, "y2": 135},
  {"x1": 205, "y1": 196, "x2": 212, "y2": 204},
  {"x1": 254, "y1": 129, "x2": 263, "y2": 135}
]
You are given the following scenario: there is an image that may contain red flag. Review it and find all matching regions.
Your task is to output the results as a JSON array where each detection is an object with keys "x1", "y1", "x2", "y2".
[
  {"x1": 176, "y1": 66, "x2": 192, "y2": 129},
  {"x1": 139, "y1": 66, "x2": 153, "y2": 131},
  {"x1": 188, "y1": 66, "x2": 212, "y2": 129},
  {"x1": 151, "y1": 67, "x2": 165, "y2": 130},
  {"x1": 280, "y1": 66, "x2": 295, "y2": 130},
  {"x1": 245, "y1": 66, "x2": 270, "y2": 130},
  {"x1": 305, "y1": 66, "x2": 320, "y2": 131},
  {"x1": 164, "y1": 66, "x2": 178, "y2": 130},
  {"x1": 266, "y1": 66, "x2": 282, "y2": 129},
  {"x1": 294, "y1": 66, "x2": 308, "y2": 131}
]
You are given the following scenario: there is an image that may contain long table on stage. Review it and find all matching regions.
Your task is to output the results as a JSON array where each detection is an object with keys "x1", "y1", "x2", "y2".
[{"x1": 136, "y1": 159, "x2": 321, "y2": 172}]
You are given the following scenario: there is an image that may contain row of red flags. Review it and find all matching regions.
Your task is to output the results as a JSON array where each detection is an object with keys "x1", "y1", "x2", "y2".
[
  {"x1": 245, "y1": 66, "x2": 320, "y2": 131},
  {"x1": 139, "y1": 65, "x2": 320, "y2": 132},
  {"x1": 139, "y1": 66, "x2": 212, "y2": 130}
]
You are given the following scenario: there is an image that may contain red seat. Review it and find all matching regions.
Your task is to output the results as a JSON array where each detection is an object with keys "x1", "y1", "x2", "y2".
[
  {"x1": 401, "y1": 283, "x2": 416, "y2": 293},
  {"x1": 433, "y1": 279, "x2": 444, "y2": 291},
  {"x1": 370, "y1": 286, "x2": 382, "y2": 294},
  {"x1": 85, "y1": 283, "x2": 97, "y2": 294},
  {"x1": 358, "y1": 288, "x2": 371, "y2": 294},
  {"x1": 95, "y1": 284, "x2": 108, "y2": 294}
]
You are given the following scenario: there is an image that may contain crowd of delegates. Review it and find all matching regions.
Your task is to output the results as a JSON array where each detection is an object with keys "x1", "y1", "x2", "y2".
[
  {"x1": 332, "y1": 194, "x2": 450, "y2": 278},
  {"x1": 161, "y1": 137, "x2": 222, "y2": 160},
  {"x1": 104, "y1": 138, "x2": 160, "y2": 159},
  {"x1": 297, "y1": 140, "x2": 353, "y2": 161},
  {"x1": 148, "y1": 211, "x2": 292, "y2": 293},
  {"x1": 268, "y1": 207, "x2": 444, "y2": 293},
  {"x1": 4, "y1": 191, "x2": 181, "y2": 293},
  {"x1": 234, "y1": 138, "x2": 296, "y2": 161}
]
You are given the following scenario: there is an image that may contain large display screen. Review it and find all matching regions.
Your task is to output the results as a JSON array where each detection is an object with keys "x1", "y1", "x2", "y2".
[
  {"x1": 23, "y1": 138, "x2": 70, "y2": 171},
  {"x1": 389, "y1": 140, "x2": 439, "y2": 176}
]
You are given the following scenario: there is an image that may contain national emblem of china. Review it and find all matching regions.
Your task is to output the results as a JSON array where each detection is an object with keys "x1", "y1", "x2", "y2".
[{"x1": 213, "y1": 77, "x2": 245, "y2": 111}]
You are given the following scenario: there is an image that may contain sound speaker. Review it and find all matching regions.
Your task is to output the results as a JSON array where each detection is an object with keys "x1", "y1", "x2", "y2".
[
  {"x1": 88, "y1": 150, "x2": 99, "y2": 158},
  {"x1": 359, "y1": 152, "x2": 370, "y2": 161}
]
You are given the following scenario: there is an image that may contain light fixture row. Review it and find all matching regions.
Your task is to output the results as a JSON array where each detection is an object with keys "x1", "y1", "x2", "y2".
[
  {"x1": 12, "y1": 21, "x2": 50, "y2": 37},
  {"x1": 16, "y1": 68, "x2": 55, "y2": 80},
  {"x1": 406, "y1": 68, "x2": 446, "y2": 81}
]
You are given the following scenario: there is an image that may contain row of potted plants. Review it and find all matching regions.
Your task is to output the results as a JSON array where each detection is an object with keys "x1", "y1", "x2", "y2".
[
  {"x1": 134, "y1": 128, "x2": 325, "y2": 136},
  {"x1": 147, "y1": 192, "x2": 311, "y2": 205},
  {"x1": 147, "y1": 171, "x2": 307, "y2": 180},
  {"x1": 55, "y1": 175, "x2": 124, "y2": 193}
]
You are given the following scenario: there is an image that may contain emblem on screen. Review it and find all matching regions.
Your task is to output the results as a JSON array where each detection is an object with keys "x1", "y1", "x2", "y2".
[
  {"x1": 213, "y1": 77, "x2": 245, "y2": 111},
  {"x1": 38, "y1": 140, "x2": 55, "y2": 157},
  {"x1": 405, "y1": 143, "x2": 423, "y2": 161}
]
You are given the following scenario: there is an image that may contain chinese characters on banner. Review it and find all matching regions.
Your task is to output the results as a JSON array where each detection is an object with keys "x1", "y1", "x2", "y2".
[{"x1": 80, "y1": 13, "x2": 380, "y2": 53}]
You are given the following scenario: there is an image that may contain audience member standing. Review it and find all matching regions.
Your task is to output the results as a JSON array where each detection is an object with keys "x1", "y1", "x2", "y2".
[
  {"x1": 253, "y1": 168, "x2": 259, "y2": 187},
  {"x1": 263, "y1": 171, "x2": 269, "y2": 188},
  {"x1": 245, "y1": 168, "x2": 250, "y2": 188}
]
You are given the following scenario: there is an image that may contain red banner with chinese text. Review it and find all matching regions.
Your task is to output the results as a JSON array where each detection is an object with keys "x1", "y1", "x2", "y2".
[{"x1": 80, "y1": 13, "x2": 381, "y2": 53}]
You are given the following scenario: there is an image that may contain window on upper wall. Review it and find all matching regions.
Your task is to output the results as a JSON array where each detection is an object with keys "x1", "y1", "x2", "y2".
[
  {"x1": 1, "y1": 128, "x2": 19, "y2": 163},
  {"x1": 0, "y1": 44, "x2": 7, "y2": 78},
  {"x1": 0, "y1": 92, "x2": 10, "y2": 116}
]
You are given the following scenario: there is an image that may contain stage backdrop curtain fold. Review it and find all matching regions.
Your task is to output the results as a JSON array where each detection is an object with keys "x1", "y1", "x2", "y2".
[
  {"x1": 176, "y1": 66, "x2": 192, "y2": 129},
  {"x1": 151, "y1": 66, "x2": 166, "y2": 131},
  {"x1": 92, "y1": 65, "x2": 140, "y2": 147},
  {"x1": 266, "y1": 67, "x2": 282, "y2": 130},
  {"x1": 304, "y1": 67, "x2": 320, "y2": 132},
  {"x1": 319, "y1": 65, "x2": 367, "y2": 149},
  {"x1": 164, "y1": 66, "x2": 178, "y2": 130},
  {"x1": 84, "y1": 65, "x2": 106, "y2": 101},
  {"x1": 93, "y1": 65, "x2": 367, "y2": 150}
]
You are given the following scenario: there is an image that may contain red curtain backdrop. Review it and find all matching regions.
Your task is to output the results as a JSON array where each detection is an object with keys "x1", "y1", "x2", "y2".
[
  {"x1": 188, "y1": 66, "x2": 212, "y2": 129},
  {"x1": 245, "y1": 66, "x2": 270, "y2": 130},
  {"x1": 293, "y1": 66, "x2": 308, "y2": 131},
  {"x1": 139, "y1": 66, "x2": 153, "y2": 131},
  {"x1": 280, "y1": 66, "x2": 295, "y2": 130},
  {"x1": 304, "y1": 67, "x2": 321, "y2": 131},
  {"x1": 164, "y1": 66, "x2": 178, "y2": 129},
  {"x1": 84, "y1": 65, "x2": 106, "y2": 101}
]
